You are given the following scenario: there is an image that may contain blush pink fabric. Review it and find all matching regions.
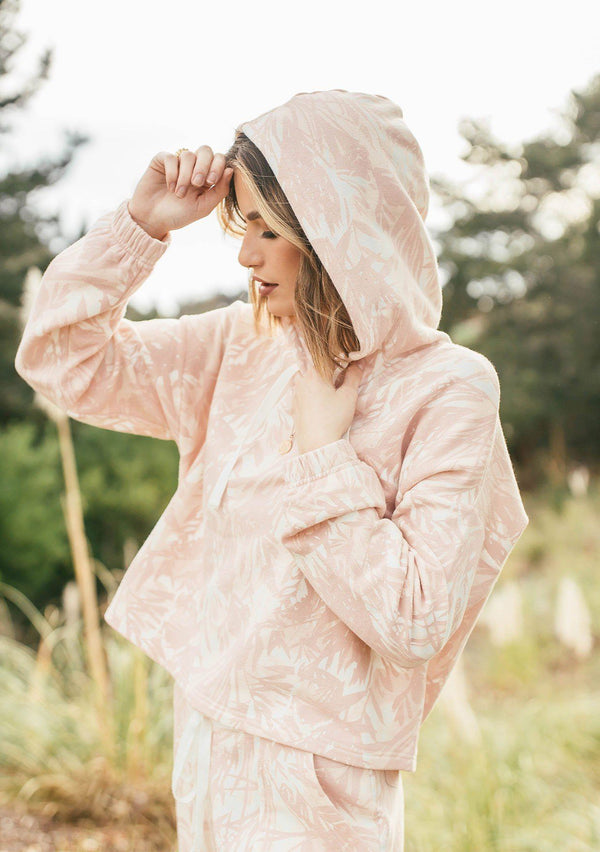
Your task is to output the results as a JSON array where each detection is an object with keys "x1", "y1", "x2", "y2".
[
  {"x1": 15, "y1": 88, "x2": 528, "y2": 812},
  {"x1": 172, "y1": 682, "x2": 403, "y2": 850}
]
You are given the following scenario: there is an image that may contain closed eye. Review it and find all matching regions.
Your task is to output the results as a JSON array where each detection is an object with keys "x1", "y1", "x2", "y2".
[{"x1": 240, "y1": 221, "x2": 278, "y2": 240}]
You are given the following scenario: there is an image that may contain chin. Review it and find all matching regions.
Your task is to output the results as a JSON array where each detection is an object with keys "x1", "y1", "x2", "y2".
[{"x1": 266, "y1": 301, "x2": 295, "y2": 317}]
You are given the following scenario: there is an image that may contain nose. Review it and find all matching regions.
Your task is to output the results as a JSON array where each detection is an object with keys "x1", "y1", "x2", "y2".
[{"x1": 237, "y1": 231, "x2": 264, "y2": 271}]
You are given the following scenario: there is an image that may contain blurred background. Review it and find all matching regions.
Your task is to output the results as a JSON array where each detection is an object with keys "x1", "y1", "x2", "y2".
[{"x1": 1, "y1": 0, "x2": 599, "y2": 849}]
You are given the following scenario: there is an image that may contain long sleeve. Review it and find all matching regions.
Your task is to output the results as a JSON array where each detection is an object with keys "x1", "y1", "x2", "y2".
[
  {"x1": 15, "y1": 199, "x2": 237, "y2": 444},
  {"x1": 276, "y1": 374, "x2": 509, "y2": 669}
]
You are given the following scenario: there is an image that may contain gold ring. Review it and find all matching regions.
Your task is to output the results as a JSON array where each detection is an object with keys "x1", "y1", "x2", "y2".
[{"x1": 174, "y1": 148, "x2": 190, "y2": 157}]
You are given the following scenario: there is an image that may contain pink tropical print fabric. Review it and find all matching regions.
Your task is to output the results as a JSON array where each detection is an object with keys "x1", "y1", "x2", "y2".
[
  {"x1": 172, "y1": 681, "x2": 404, "y2": 850},
  {"x1": 15, "y1": 88, "x2": 529, "y2": 791}
]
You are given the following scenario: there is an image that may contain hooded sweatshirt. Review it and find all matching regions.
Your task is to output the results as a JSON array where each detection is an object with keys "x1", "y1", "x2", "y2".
[{"x1": 14, "y1": 89, "x2": 529, "y2": 772}]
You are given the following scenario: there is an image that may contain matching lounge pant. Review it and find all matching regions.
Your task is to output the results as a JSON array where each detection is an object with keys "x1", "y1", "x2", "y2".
[{"x1": 172, "y1": 681, "x2": 405, "y2": 851}]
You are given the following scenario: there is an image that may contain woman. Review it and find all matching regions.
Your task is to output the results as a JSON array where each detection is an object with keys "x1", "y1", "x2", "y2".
[{"x1": 15, "y1": 89, "x2": 529, "y2": 851}]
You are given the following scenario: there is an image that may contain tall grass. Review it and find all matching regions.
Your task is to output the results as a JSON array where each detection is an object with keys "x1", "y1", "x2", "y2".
[
  {"x1": 404, "y1": 690, "x2": 600, "y2": 851},
  {"x1": 0, "y1": 591, "x2": 175, "y2": 844}
]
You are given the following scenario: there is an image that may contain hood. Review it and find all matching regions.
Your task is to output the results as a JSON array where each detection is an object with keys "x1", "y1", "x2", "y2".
[
  {"x1": 205, "y1": 88, "x2": 453, "y2": 510},
  {"x1": 238, "y1": 88, "x2": 451, "y2": 362}
]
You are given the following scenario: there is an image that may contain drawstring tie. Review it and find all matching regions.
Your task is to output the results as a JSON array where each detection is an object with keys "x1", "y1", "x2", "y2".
[
  {"x1": 207, "y1": 363, "x2": 300, "y2": 510},
  {"x1": 171, "y1": 708, "x2": 213, "y2": 851}
]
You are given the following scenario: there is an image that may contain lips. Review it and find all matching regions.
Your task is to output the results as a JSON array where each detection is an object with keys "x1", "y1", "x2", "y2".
[
  {"x1": 257, "y1": 281, "x2": 279, "y2": 296},
  {"x1": 254, "y1": 277, "x2": 278, "y2": 286}
]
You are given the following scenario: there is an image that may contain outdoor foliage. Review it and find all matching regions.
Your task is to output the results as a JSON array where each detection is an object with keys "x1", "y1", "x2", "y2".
[{"x1": 431, "y1": 73, "x2": 600, "y2": 472}]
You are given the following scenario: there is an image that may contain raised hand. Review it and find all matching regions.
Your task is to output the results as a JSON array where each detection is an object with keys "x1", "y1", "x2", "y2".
[{"x1": 127, "y1": 146, "x2": 234, "y2": 240}]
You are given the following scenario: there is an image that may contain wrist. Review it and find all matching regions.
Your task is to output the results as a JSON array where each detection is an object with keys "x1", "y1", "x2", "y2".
[
  {"x1": 127, "y1": 202, "x2": 169, "y2": 241},
  {"x1": 297, "y1": 434, "x2": 340, "y2": 454}
]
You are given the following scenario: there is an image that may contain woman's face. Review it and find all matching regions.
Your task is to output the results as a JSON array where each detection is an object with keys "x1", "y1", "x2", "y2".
[{"x1": 234, "y1": 170, "x2": 301, "y2": 318}]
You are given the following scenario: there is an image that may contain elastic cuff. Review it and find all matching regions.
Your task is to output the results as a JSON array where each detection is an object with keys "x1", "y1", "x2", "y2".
[
  {"x1": 284, "y1": 438, "x2": 359, "y2": 485},
  {"x1": 112, "y1": 199, "x2": 172, "y2": 266}
]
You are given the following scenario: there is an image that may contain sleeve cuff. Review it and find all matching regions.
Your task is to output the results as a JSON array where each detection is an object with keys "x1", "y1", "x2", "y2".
[
  {"x1": 277, "y1": 438, "x2": 387, "y2": 546},
  {"x1": 283, "y1": 438, "x2": 360, "y2": 485},
  {"x1": 112, "y1": 199, "x2": 172, "y2": 266}
]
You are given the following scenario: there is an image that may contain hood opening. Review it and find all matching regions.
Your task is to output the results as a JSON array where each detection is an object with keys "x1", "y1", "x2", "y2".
[{"x1": 238, "y1": 89, "x2": 451, "y2": 361}]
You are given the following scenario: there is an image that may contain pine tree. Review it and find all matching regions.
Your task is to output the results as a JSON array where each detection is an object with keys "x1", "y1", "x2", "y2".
[
  {"x1": 0, "y1": 0, "x2": 89, "y2": 425},
  {"x1": 431, "y1": 73, "x2": 600, "y2": 478}
]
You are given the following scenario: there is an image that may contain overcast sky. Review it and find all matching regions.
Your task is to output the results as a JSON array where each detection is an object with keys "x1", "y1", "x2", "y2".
[{"x1": 4, "y1": 0, "x2": 599, "y2": 315}]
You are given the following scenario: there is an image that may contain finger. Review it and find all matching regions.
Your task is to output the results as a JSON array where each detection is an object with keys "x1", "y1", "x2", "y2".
[
  {"x1": 202, "y1": 167, "x2": 234, "y2": 204},
  {"x1": 164, "y1": 153, "x2": 180, "y2": 193},
  {"x1": 174, "y1": 150, "x2": 197, "y2": 198},
  {"x1": 190, "y1": 144, "x2": 214, "y2": 188},
  {"x1": 204, "y1": 152, "x2": 227, "y2": 188}
]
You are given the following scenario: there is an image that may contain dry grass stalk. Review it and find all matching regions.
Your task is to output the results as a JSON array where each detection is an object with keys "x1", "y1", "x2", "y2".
[
  {"x1": 437, "y1": 655, "x2": 482, "y2": 746},
  {"x1": 554, "y1": 575, "x2": 593, "y2": 659},
  {"x1": 478, "y1": 580, "x2": 524, "y2": 646}
]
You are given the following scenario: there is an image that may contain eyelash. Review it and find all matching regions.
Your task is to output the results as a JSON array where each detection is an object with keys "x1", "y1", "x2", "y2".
[{"x1": 241, "y1": 222, "x2": 277, "y2": 239}]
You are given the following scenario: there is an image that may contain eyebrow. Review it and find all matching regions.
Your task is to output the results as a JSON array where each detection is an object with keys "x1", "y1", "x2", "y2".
[{"x1": 241, "y1": 210, "x2": 262, "y2": 222}]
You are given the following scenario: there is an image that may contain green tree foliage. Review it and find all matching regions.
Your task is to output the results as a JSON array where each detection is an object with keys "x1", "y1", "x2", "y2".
[
  {"x1": 0, "y1": 420, "x2": 70, "y2": 607},
  {"x1": 0, "y1": 0, "x2": 89, "y2": 425},
  {"x1": 72, "y1": 423, "x2": 179, "y2": 583},
  {"x1": 0, "y1": 418, "x2": 180, "y2": 617},
  {"x1": 431, "y1": 73, "x2": 600, "y2": 473}
]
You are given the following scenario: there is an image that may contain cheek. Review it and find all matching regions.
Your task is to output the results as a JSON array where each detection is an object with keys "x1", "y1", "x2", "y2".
[{"x1": 280, "y1": 246, "x2": 302, "y2": 279}]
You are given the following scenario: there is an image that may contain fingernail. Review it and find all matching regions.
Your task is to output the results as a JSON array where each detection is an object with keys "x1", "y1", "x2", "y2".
[
  {"x1": 207, "y1": 172, "x2": 217, "y2": 184},
  {"x1": 192, "y1": 173, "x2": 204, "y2": 186},
  {"x1": 177, "y1": 186, "x2": 186, "y2": 197}
]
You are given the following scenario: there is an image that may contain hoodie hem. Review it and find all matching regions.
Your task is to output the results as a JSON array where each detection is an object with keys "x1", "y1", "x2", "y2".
[
  {"x1": 176, "y1": 686, "x2": 419, "y2": 773},
  {"x1": 104, "y1": 607, "x2": 418, "y2": 773}
]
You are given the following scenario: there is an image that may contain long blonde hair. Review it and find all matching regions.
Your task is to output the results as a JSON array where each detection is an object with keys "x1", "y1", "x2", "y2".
[{"x1": 215, "y1": 131, "x2": 360, "y2": 383}]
